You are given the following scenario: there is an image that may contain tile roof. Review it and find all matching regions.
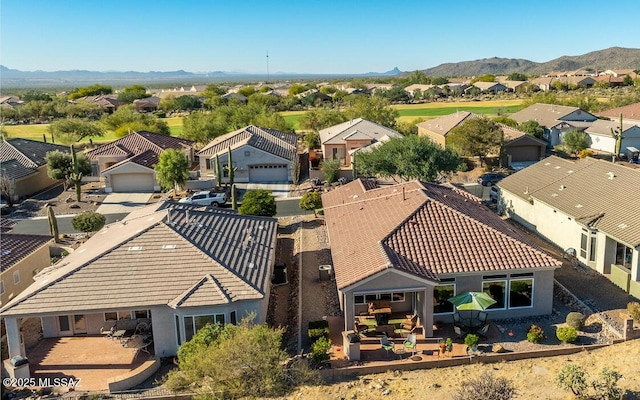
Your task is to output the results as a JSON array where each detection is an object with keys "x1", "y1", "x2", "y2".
[
  {"x1": 0, "y1": 218, "x2": 16, "y2": 233},
  {"x1": 322, "y1": 180, "x2": 560, "y2": 290},
  {"x1": 86, "y1": 131, "x2": 193, "y2": 160},
  {"x1": 0, "y1": 138, "x2": 70, "y2": 168},
  {"x1": 509, "y1": 103, "x2": 596, "y2": 128},
  {"x1": 0, "y1": 159, "x2": 38, "y2": 180},
  {"x1": 501, "y1": 125, "x2": 547, "y2": 146},
  {"x1": 1, "y1": 234, "x2": 52, "y2": 272},
  {"x1": 319, "y1": 118, "x2": 402, "y2": 145},
  {"x1": 416, "y1": 111, "x2": 477, "y2": 137},
  {"x1": 598, "y1": 102, "x2": 640, "y2": 122},
  {"x1": 197, "y1": 125, "x2": 297, "y2": 161},
  {"x1": 0, "y1": 202, "x2": 278, "y2": 316},
  {"x1": 498, "y1": 156, "x2": 640, "y2": 247},
  {"x1": 586, "y1": 119, "x2": 639, "y2": 137},
  {"x1": 102, "y1": 149, "x2": 158, "y2": 172}
]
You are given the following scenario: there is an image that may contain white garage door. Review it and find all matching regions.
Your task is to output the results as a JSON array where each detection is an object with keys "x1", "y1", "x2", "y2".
[
  {"x1": 111, "y1": 173, "x2": 155, "y2": 192},
  {"x1": 248, "y1": 164, "x2": 288, "y2": 183}
]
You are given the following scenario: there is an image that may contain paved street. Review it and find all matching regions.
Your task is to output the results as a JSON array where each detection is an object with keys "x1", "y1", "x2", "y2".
[
  {"x1": 10, "y1": 213, "x2": 128, "y2": 235},
  {"x1": 276, "y1": 197, "x2": 313, "y2": 217}
]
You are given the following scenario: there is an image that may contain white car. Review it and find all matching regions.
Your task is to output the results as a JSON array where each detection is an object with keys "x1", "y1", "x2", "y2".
[{"x1": 179, "y1": 190, "x2": 227, "y2": 206}]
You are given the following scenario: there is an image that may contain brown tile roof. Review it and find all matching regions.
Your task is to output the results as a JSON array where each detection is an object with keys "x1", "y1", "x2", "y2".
[
  {"x1": 0, "y1": 203, "x2": 277, "y2": 316},
  {"x1": 86, "y1": 131, "x2": 193, "y2": 160},
  {"x1": 416, "y1": 111, "x2": 477, "y2": 137},
  {"x1": 599, "y1": 102, "x2": 640, "y2": 121},
  {"x1": 499, "y1": 156, "x2": 640, "y2": 247},
  {"x1": 1, "y1": 234, "x2": 52, "y2": 272},
  {"x1": 509, "y1": 103, "x2": 596, "y2": 129},
  {"x1": 197, "y1": 125, "x2": 297, "y2": 161},
  {"x1": 322, "y1": 180, "x2": 560, "y2": 290}
]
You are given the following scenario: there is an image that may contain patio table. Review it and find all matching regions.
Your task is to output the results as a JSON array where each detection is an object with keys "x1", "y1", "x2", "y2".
[
  {"x1": 111, "y1": 329, "x2": 127, "y2": 339},
  {"x1": 460, "y1": 318, "x2": 483, "y2": 333}
]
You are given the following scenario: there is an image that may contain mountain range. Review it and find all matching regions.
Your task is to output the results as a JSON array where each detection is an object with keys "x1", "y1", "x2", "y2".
[{"x1": 1, "y1": 47, "x2": 639, "y2": 88}]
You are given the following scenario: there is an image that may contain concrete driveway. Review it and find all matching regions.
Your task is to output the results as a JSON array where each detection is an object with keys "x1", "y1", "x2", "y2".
[
  {"x1": 235, "y1": 183, "x2": 291, "y2": 198},
  {"x1": 96, "y1": 193, "x2": 154, "y2": 214}
]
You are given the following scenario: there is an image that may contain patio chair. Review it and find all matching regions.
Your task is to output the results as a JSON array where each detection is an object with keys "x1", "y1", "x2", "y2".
[
  {"x1": 478, "y1": 311, "x2": 488, "y2": 324},
  {"x1": 380, "y1": 336, "x2": 394, "y2": 358},
  {"x1": 403, "y1": 333, "x2": 417, "y2": 356},
  {"x1": 477, "y1": 323, "x2": 490, "y2": 338},
  {"x1": 453, "y1": 325, "x2": 465, "y2": 340},
  {"x1": 453, "y1": 312, "x2": 462, "y2": 328}
]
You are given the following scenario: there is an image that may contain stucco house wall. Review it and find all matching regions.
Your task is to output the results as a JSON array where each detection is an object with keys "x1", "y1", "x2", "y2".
[
  {"x1": 199, "y1": 145, "x2": 292, "y2": 183},
  {"x1": 0, "y1": 242, "x2": 51, "y2": 307}
]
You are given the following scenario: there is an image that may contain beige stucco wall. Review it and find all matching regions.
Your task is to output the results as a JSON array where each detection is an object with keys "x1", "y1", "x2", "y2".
[
  {"x1": 417, "y1": 128, "x2": 446, "y2": 147},
  {"x1": 322, "y1": 144, "x2": 348, "y2": 166},
  {"x1": 199, "y1": 145, "x2": 292, "y2": 183},
  {"x1": 344, "y1": 139, "x2": 372, "y2": 166},
  {"x1": 0, "y1": 241, "x2": 51, "y2": 307},
  {"x1": 13, "y1": 166, "x2": 61, "y2": 200}
]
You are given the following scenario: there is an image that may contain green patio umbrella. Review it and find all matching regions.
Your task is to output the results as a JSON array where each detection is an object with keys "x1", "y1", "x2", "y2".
[{"x1": 448, "y1": 291, "x2": 497, "y2": 311}]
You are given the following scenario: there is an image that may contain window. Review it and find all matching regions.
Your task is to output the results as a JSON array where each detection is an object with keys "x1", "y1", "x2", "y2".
[
  {"x1": 616, "y1": 242, "x2": 633, "y2": 269},
  {"x1": 58, "y1": 315, "x2": 70, "y2": 332},
  {"x1": 230, "y1": 311, "x2": 237, "y2": 325},
  {"x1": 589, "y1": 231, "x2": 597, "y2": 262},
  {"x1": 119, "y1": 311, "x2": 132, "y2": 320},
  {"x1": 434, "y1": 284, "x2": 455, "y2": 314},
  {"x1": 133, "y1": 310, "x2": 150, "y2": 319},
  {"x1": 392, "y1": 293, "x2": 405, "y2": 302},
  {"x1": 175, "y1": 315, "x2": 182, "y2": 346},
  {"x1": 104, "y1": 312, "x2": 117, "y2": 321},
  {"x1": 184, "y1": 314, "x2": 226, "y2": 341},
  {"x1": 205, "y1": 158, "x2": 212, "y2": 170},
  {"x1": 509, "y1": 279, "x2": 533, "y2": 308},
  {"x1": 580, "y1": 229, "x2": 588, "y2": 258},
  {"x1": 358, "y1": 293, "x2": 402, "y2": 304},
  {"x1": 354, "y1": 295, "x2": 365, "y2": 305},
  {"x1": 91, "y1": 163, "x2": 99, "y2": 177},
  {"x1": 483, "y1": 280, "x2": 506, "y2": 310},
  {"x1": 13, "y1": 271, "x2": 20, "y2": 284}
]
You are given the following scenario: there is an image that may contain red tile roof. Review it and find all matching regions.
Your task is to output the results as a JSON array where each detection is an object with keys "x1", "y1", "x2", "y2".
[{"x1": 323, "y1": 180, "x2": 560, "y2": 290}]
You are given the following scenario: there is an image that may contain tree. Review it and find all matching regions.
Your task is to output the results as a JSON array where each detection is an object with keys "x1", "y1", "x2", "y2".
[
  {"x1": 375, "y1": 86, "x2": 410, "y2": 103},
  {"x1": 518, "y1": 120, "x2": 544, "y2": 139},
  {"x1": 101, "y1": 105, "x2": 170, "y2": 137},
  {"x1": 355, "y1": 135, "x2": 460, "y2": 182},
  {"x1": 396, "y1": 118, "x2": 425, "y2": 135},
  {"x1": 68, "y1": 84, "x2": 113, "y2": 100},
  {"x1": 299, "y1": 191, "x2": 322, "y2": 216},
  {"x1": 48, "y1": 118, "x2": 105, "y2": 144},
  {"x1": 238, "y1": 189, "x2": 277, "y2": 217},
  {"x1": 493, "y1": 116, "x2": 518, "y2": 128},
  {"x1": 507, "y1": 73, "x2": 527, "y2": 81},
  {"x1": 165, "y1": 317, "x2": 315, "y2": 399},
  {"x1": 237, "y1": 86, "x2": 257, "y2": 97},
  {"x1": 72, "y1": 212, "x2": 106, "y2": 233},
  {"x1": 447, "y1": 117, "x2": 503, "y2": 164},
  {"x1": 303, "y1": 132, "x2": 320, "y2": 149},
  {"x1": 288, "y1": 83, "x2": 309, "y2": 96},
  {"x1": 0, "y1": 127, "x2": 8, "y2": 141},
  {"x1": 344, "y1": 95, "x2": 398, "y2": 128},
  {"x1": 154, "y1": 149, "x2": 190, "y2": 191},
  {"x1": 117, "y1": 85, "x2": 150, "y2": 103},
  {"x1": 474, "y1": 74, "x2": 496, "y2": 83},
  {"x1": 562, "y1": 130, "x2": 589, "y2": 156},
  {"x1": 321, "y1": 159, "x2": 341, "y2": 183},
  {"x1": 173, "y1": 95, "x2": 202, "y2": 111},
  {"x1": 45, "y1": 150, "x2": 92, "y2": 191},
  {"x1": 298, "y1": 108, "x2": 347, "y2": 133}
]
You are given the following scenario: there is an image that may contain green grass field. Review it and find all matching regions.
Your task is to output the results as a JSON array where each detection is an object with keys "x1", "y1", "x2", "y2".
[{"x1": 4, "y1": 100, "x2": 525, "y2": 141}]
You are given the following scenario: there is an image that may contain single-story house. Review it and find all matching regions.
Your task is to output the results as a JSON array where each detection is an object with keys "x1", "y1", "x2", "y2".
[
  {"x1": 585, "y1": 119, "x2": 640, "y2": 155},
  {"x1": 417, "y1": 111, "x2": 476, "y2": 148},
  {"x1": 0, "y1": 138, "x2": 70, "y2": 201},
  {"x1": 598, "y1": 102, "x2": 640, "y2": 123},
  {"x1": 0, "y1": 95, "x2": 24, "y2": 108},
  {"x1": 197, "y1": 125, "x2": 298, "y2": 183},
  {"x1": 498, "y1": 156, "x2": 640, "y2": 297},
  {"x1": 319, "y1": 118, "x2": 403, "y2": 167},
  {"x1": 76, "y1": 95, "x2": 125, "y2": 113},
  {"x1": 322, "y1": 179, "x2": 561, "y2": 337},
  {"x1": 530, "y1": 77, "x2": 554, "y2": 91},
  {"x1": 501, "y1": 125, "x2": 547, "y2": 165},
  {"x1": 501, "y1": 80, "x2": 529, "y2": 92},
  {"x1": 1, "y1": 202, "x2": 279, "y2": 365},
  {"x1": 221, "y1": 92, "x2": 248, "y2": 104},
  {"x1": 85, "y1": 130, "x2": 194, "y2": 193},
  {"x1": 509, "y1": 103, "x2": 597, "y2": 147},
  {"x1": 1, "y1": 234, "x2": 52, "y2": 308},
  {"x1": 133, "y1": 96, "x2": 161, "y2": 113},
  {"x1": 467, "y1": 81, "x2": 507, "y2": 94}
]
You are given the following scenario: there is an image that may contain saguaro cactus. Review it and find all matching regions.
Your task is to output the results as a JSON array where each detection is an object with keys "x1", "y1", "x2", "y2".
[
  {"x1": 226, "y1": 147, "x2": 237, "y2": 187},
  {"x1": 69, "y1": 144, "x2": 83, "y2": 202},
  {"x1": 215, "y1": 154, "x2": 222, "y2": 188},
  {"x1": 47, "y1": 205, "x2": 59, "y2": 243},
  {"x1": 231, "y1": 183, "x2": 238, "y2": 211}
]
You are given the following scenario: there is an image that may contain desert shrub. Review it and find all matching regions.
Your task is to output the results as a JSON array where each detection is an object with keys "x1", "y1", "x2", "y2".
[
  {"x1": 310, "y1": 336, "x2": 331, "y2": 364},
  {"x1": 627, "y1": 302, "x2": 640, "y2": 321},
  {"x1": 556, "y1": 363, "x2": 588, "y2": 397},
  {"x1": 591, "y1": 367, "x2": 623, "y2": 400},
  {"x1": 556, "y1": 326, "x2": 578, "y2": 343},
  {"x1": 453, "y1": 372, "x2": 517, "y2": 400},
  {"x1": 579, "y1": 149, "x2": 594, "y2": 159},
  {"x1": 566, "y1": 312, "x2": 585, "y2": 330},
  {"x1": 307, "y1": 320, "x2": 329, "y2": 344},
  {"x1": 321, "y1": 159, "x2": 341, "y2": 183},
  {"x1": 526, "y1": 324, "x2": 544, "y2": 343},
  {"x1": 71, "y1": 212, "x2": 106, "y2": 232}
]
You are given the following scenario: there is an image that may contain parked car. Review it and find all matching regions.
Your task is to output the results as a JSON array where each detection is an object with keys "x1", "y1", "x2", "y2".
[
  {"x1": 179, "y1": 190, "x2": 227, "y2": 206},
  {"x1": 477, "y1": 172, "x2": 506, "y2": 186},
  {"x1": 489, "y1": 186, "x2": 499, "y2": 203}
]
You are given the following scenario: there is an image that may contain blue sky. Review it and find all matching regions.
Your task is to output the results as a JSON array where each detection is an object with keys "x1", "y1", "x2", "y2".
[{"x1": 1, "y1": 0, "x2": 639, "y2": 74}]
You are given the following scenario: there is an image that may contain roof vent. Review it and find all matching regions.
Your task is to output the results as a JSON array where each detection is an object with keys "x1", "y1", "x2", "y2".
[
  {"x1": 162, "y1": 244, "x2": 177, "y2": 250},
  {"x1": 524, "y1": 186, "x2": 529, "y2": 195},
  {"x1": 607, "y1": 172, "x2": 616, "y2": 180},
  {"x1": 618, "y1": 223, "x2": 628, "y2": 229},
  {"x1": 128, "y1": 246, "x2": 143, "y2": 251},
  {"x1": 551, "y1": 193, "x2": 558, "y2": 197},
  {"x1": 567, "y1": 170, "x2": 574, "y2": 174},
  {"x1": 353, "y1": 194, "x2": 359, "y2": 199},
  {"x1": 559, "y1": 185, "x2": 566, "y2": 191},
  {"x1": 575, "y1": 204, "x2": 584, "y2": 208}
]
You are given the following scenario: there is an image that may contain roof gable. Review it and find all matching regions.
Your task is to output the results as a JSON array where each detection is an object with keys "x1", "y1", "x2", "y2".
[
  {"x1": 319, "y1": 119, "x2": 402, "y2": 145},
  {"x1": 197, "y1": 125, "x2": 297, "y2": 161},
  {"x1": 416, "y1": 111, "x2": 476, "y2": 137},
  {"x1": 86, "y1": 131, "x2": 193, "y2": 160},
  {"x1": 510, "y1": 103, "x2": 596, "y2": 128},
  {"x1": 1, "y1": 234, "x2": 52, "y2": 272}
]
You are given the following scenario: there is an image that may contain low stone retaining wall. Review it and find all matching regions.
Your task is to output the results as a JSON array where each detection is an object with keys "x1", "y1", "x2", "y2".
[
  {"x1": 107, "y1": 357, "x2": 160, "y2": 392},
  {"x1": 321, "y1": 344, "x2": 610, "y2": 382}
]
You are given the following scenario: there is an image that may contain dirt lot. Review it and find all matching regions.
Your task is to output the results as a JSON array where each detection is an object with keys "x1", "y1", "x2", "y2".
[{"x1": 5, "y1": 182, "x2": 106, "y2": 219}]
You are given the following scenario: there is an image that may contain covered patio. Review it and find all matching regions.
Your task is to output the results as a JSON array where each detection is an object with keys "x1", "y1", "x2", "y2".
[{"x1": 27, "y1": 336, "x2": 155, "y2": 391}]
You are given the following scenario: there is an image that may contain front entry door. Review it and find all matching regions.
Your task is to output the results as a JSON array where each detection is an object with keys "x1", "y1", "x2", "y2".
[
  {"x1": 58, "y1": 315, "x2": 72, "y2": 336},
  {"x1": 73, "y1": 315, "x2": 87, "y2": 334},
  {"x1": 58, "y1": 314, "x2": 87, "y2": 336}
]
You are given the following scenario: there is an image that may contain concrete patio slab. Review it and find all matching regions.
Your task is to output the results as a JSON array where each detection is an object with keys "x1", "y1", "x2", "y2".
[{"x1": 96, "y1": 193, "x2": 153, "y2": 215}]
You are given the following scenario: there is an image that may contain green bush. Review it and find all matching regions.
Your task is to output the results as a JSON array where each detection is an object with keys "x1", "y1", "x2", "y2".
[
  {"x1": 526, "y1": 324, "x2": 544, "y2": 343},
  {"x1": 565, "y1": 312, "x2": 585, "y2": 331},
  {"x1": 453, "y1": 372, "x2": 517, "y2": 400},
  {"x1": 310, "y1": 336, "x2": 331, "y2": 364},
  {"x1": 556, "y1": 326, "x2": 578, "y2": 343},
  {"x1": 308, "y1": 320, "x2": 329, "y2": 344},
  {"x1": 71, "y1": 211, "x2": 106, "y2": 233},
  {"x1": 556, "y1": 363, "x2": 588, "y2": 397},
  {"x1": 627, "y1": 302, "x2": 640, "y2": 321},
  {"x1": 464, "y1": 334, "x2": 479, "y2": 348}
]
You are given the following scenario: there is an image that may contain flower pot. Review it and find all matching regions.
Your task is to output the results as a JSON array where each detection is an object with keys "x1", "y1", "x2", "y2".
[{"x1": 439, "y1": 344, "x2": 446, "y2": 354}]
